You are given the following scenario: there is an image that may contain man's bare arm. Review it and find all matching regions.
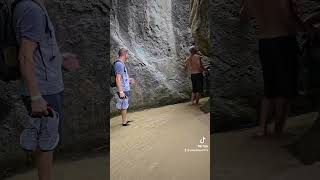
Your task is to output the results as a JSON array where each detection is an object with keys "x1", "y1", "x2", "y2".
[
  {"x1": 19, "y1": 38, "x2": 41, "y2": 97},
  {"x1": 116, "y1": 74, "x2": 123, "y2": 92},
  {"x1": 19, "y1": 38, "x2": 48, "y2": 116}
]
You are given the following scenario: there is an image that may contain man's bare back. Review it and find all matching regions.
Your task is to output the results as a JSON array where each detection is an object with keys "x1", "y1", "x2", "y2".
[
  {"x1": 186, "y1": 54, "x2": 204, "y2": 74},
  {"x1": 243, "y1": 0, "x2": 301, "y2": 38}
]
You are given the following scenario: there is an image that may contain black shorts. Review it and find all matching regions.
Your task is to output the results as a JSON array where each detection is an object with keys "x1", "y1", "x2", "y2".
[
  {"x1": 191, "y1": 73, "x2": 204, "y2": 93},
  {"x1": 259, "y1": 36, "x2": 300, "y2": 98}
]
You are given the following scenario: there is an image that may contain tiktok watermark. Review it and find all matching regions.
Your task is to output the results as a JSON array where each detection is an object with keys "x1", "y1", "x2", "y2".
[{"x1": 184, "y1": 136, "x2": 209, "y2": 153}]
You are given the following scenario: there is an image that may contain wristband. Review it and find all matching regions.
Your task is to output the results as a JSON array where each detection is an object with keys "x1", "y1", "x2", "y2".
[{"x1": 31, "y1": 95, "x2": 42, "y2": 101}]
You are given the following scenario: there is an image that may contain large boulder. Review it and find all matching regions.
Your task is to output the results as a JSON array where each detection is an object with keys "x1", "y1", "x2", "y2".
[
  {"x1": 46, "y1": 0, "x2": 109, "y2": 149},
  {"x1": 110, "y1": 0, "x2": 193, "y2": 113},
  {"x1": 0, "y1": 0, "x2": 109, "y2": 177},
  {"x1": 208, "y1": 0, "x2": 262, "y2": 132},
  {"x1": 289, "y1": 116, "x2": 320, "y2": 165},
  {"x1": 288, "y1": 1, "x2": 320, "y2": 164}
]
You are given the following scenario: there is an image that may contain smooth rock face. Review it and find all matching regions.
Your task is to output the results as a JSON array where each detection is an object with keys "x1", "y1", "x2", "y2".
[
  {"x1": 46, "y1": 0, "x2": 109, "y2": 149},
  {"x1": 190, "y1": 0, "x2": 209, "y2": 56},
  {"x1": 0, "y1": 0, "x2": 109, "y2": 176},
  {"x1": 110, "y1": 0, "x2": 193, "y2": 112}
]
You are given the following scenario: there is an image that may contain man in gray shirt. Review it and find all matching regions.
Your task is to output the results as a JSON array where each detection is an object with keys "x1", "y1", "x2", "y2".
[
  {"x1": 115, "y1": 48, "x2": 135, "y2": 126},
  {"x1": 14, "y1": 0, "x2": 79, "y2": 179}
]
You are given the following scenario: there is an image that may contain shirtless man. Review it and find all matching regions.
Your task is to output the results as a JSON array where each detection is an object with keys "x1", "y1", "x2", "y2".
[
  {"x1": 240, "y1": 0, "x2": 305, "y2": 136},
  {"x1": 186, "y1": 46, "x2": 206, "y2": 105}
]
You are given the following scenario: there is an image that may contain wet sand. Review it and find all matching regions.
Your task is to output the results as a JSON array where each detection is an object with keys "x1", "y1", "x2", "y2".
[
  {"x1": 110, "y1": 99, "x2": 210, "y2": 180},
  {"x1": 212, "y1": 112, "x2": 320, "y2": 180},
  {"x1": 5, "y1": 156, "x2": 108, "y2": 180}
]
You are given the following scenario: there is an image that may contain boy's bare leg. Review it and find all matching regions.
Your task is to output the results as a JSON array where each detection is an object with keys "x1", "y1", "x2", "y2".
[
  {"x1": 121, "y1": 109, "x2": 128, "y2": 124},
  {"x1": 191, "y1": 93, "x2": 196, "y2": 105},
  {"x1": 257, "y1": 97, "x2": 274, "y2": 136},
  {"x1": 274, "y1": 97, "x2": 290, "y2": 136},
  {"x1": 196, "y1": 93, "x2": 201, "y2": 105},
  {"x1": 35, "y1": 151, "x2": 53, "y2": 180}
]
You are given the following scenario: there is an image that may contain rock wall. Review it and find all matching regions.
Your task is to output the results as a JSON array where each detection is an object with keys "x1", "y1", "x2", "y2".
[
  {"x1": 289, "y1": 0, "x2": 320, "y2": 164},
  {"x1": 209, "y1": 0, "x2": 261, "y2": 132},
  {"x1": 190, "y1": 0, "x2": 209, "y2": 56},
  {"x1": 0, "y1": 0, "x2": 109, "y2": 176},
  {"x1": 110, "y1": 0, "x2": 193, "y2": 113},
  {"x1": 209, "y1": 0, "x2": 320, "y2": 132}
]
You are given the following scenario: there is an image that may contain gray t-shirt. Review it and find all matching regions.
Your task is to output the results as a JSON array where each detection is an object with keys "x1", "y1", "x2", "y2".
[
  {"x1": 14, "y1": 0, "x2": 64, "y2": 96},
  {"x1": 114, "y1": 60, "x2": 130, "y2": 92}
]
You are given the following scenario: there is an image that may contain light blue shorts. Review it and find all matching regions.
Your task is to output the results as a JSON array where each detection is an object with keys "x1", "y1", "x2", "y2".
[
  {"x1": 116, "y1": 91, "x2": 130, "y2": 110},
  {"x1": 21, "y1": 91, "x2": 64, "y2": 151}
]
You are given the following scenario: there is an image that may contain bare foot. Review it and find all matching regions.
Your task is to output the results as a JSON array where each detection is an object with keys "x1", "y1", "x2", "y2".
[
  {"x1": 252, "y1": 129, "x2": 270, "y2": 138},
  {"x1": 252, "y1": 132, "x2": 267, "y2": 138}
]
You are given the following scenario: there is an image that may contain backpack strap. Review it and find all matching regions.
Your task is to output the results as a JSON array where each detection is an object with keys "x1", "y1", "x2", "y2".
[
  {"x1": 10, "y1": 0, "x2": 24, "y2": 46},
  {"x1": 114, "y1": 60, "x2": 127, "y2": 73}
]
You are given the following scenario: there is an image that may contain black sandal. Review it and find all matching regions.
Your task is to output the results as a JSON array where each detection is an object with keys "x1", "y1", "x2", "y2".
[{"x1": 122, "y1": 122, "x2": 130, "y2": 126}]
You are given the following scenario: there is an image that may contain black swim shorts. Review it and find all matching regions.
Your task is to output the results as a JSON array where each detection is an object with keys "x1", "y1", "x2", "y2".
[
  {"x1": 259, "y1": 36, "x2": 300, "y2": 98},
  {"x1": 191, "y1": 73, "x2": 204, "y2": 93}
]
